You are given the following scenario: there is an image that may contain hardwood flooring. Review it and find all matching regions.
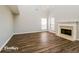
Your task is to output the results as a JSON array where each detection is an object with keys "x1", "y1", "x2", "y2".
[{"x1": 1, "y1": 32, "x2": 79, "y2": 53}]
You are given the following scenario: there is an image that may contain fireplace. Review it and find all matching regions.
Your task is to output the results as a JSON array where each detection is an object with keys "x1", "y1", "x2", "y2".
[
  {"x1": 57, "y1": 22, "x2": 78, "y2": 41},
  {"x1": 61, "y1": 28, "x2": 72, "y2": 36}
]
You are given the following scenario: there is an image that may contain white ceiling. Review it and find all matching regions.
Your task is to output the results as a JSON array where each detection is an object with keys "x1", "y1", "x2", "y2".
[
  {"x1": 7, "y1": 5, "x2": 79, "y2": 19},
  {"x1": 49, "y1": 5, "x2": 79, "y2": 20}
]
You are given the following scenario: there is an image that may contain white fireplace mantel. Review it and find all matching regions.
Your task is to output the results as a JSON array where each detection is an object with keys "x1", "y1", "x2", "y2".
[
  {"x1": 57, "y1": 20, "x2": 79, "y2": 41},
  {"x1": 57, "y1": 20, "x2": 79, "y2": 23}
]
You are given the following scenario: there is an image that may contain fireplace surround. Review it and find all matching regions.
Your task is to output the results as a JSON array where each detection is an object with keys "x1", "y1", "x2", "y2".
[{"x1": 57, "y1": 20, "x2": 79, "y2": 41}]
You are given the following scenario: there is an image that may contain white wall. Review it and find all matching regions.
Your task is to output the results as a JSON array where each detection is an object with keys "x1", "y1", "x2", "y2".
[
  {"x1": 14, "y1": 5, "x2": 48, "y2": 34},
  {"x1": 0, "y1": 6, "x2": 13, "y2": 50}
]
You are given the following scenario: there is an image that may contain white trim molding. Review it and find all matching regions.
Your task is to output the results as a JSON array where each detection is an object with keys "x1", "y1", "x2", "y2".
[{"x1": 0, "y1": 34, "x2": 13, "y2": 52}]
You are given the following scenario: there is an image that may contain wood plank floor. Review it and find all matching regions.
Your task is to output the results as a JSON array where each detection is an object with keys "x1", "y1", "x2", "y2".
[{"x1": 1, "y1": 32, "x2": 79, "y2": 53}]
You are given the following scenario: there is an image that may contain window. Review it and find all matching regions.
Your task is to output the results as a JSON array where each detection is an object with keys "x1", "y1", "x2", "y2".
[
  {"x1": 50, "y1": 17, "x2": 55, "y2": 31},
  {"x1": 41, "y1": 18, "x2": 47, "y2": 30}
]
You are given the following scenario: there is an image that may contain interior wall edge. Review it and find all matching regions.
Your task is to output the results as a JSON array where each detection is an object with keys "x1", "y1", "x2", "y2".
[{"x1": 0, "y1": 34, "x2": 14, "y2": 52}]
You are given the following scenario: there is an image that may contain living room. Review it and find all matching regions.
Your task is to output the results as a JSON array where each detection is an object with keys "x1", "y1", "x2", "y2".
[{"x1": 0, "y1": 5, "x2": 79, "y2": 53}]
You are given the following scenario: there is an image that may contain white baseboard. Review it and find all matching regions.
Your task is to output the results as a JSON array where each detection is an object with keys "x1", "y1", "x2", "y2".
[
  {"x1": 14, "y1": 31, "x2": 43, "y2": 35},
  {"x1": 0, "y1": 34, "x2": 13, "y2": 52},
  {"x1": 48, "y1": 31, "x2": 56, "y2": 34}
]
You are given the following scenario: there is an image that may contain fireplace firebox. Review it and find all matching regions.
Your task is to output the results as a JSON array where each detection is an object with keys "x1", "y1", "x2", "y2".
[{"x1": 61, "y1": 29, "x2": 72, "y2": 36}]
